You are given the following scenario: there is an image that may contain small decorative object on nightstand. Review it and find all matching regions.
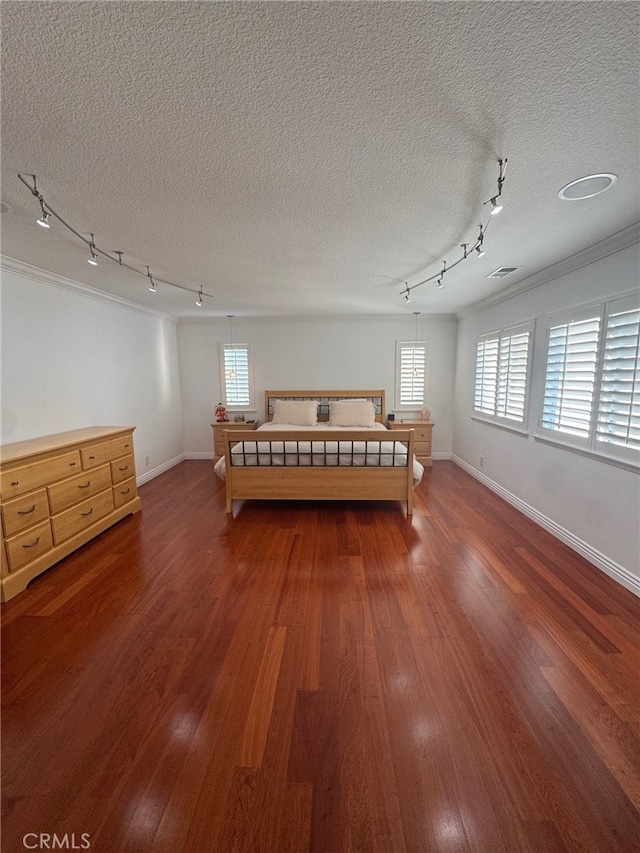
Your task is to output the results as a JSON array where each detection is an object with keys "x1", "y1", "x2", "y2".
[
  {"x1": 215, "y1": 403, "x2": 228, "y2": 423},
  {"x1": 211, "y1": 420, "x2": 259, "y2": 464},
  {"x1": 387, "y1": 419, "x2": 434, "y2": 466}
]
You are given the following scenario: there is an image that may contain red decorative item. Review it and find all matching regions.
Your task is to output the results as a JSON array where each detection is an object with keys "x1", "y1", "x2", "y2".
[{"x1": 215, "y1": 403, "x2": 228, "y2": 422}]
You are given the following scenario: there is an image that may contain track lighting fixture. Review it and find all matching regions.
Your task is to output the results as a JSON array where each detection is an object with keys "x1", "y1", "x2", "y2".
[
  {"x1": 399, "y1": 158, "x2": 507, "y2": 302},
  {"x1": 87, "y1": 234, "x2": 98, "y2": 266},
  {"x1": 196, "y1": 288, "x2": 203, "y2": 307},
  {"x1": 18, "y1": 173, "x2": 213, "y2": 307},
  {"x1": 37, "y1": 200, "x2": 50, "y2": 229}
]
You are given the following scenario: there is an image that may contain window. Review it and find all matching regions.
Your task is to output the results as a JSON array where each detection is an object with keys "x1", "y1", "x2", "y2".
[
  {"x1": 219, "y1": 343, "x2": 254, "y2": 410},
  {"x1": 395, "y1": 340, "x2": 428, "y2": 409},
  {"x1": 473, "y1": 322, "x2": 533, "y2": 427},
  {"x1": 540, "y1": 294, "x2": 639, "y2": 464}
]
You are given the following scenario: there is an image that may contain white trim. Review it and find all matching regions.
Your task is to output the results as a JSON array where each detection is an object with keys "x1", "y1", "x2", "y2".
[
  {"x1": 451, "y1": 454, "x2": 640, "y2": 598},
  {"x1": 457, "y1": 224, "x2": 640, "y2": 319},
  {"x1": 136, "y1": 454, "x2": 184, "y2": 485},
  {"x1": 1, "y1": 256, "x2": 178, "y2": 322}
]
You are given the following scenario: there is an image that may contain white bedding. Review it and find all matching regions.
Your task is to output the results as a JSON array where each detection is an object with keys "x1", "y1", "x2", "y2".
[{"x1": 214, "y1": 422, "x2": 424, "y2": 487}]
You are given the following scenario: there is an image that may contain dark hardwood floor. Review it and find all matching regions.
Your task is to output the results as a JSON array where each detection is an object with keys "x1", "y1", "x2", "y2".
[{"x1": 2, "y1": 461, "x2": 639, "y2": 852}]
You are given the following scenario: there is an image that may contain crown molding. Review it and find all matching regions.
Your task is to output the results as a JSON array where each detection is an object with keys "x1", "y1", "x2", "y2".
[
  {"x1": 0, "y1": 255, "x2": 178, "y2": 322},
  {"x1": 457, "y1": 223, "x2": 640, "y2": 318}
]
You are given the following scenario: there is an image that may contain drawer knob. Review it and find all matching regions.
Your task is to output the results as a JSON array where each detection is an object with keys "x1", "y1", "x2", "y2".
[
  {"x1": 78, "y1": 482, "x2": 91, "y2": 489},
  {"x1": 23, "y1": 537, "x2": 40, "y2": 549},
  {"x1": 121, "y1": 488, "x2": 130, "y2": 495},
  {"x1": 81, "y1": 508, "x2": 94, "y2": 517},
  {"x1": 11, "y1": 480, "x2": 19, "y2": 486},
  {"x1": 70, "y1": 462, "x2": 77, "y2": 467},
  {"x1": 17, "y1": 505, "x2": 36, "y2": 515},
  {"x1": 89, "y1": 455, "x2": 96, "y2": 460},
  {"x1": 118, "y1": 465, "x2": 128, "y2": 472}
]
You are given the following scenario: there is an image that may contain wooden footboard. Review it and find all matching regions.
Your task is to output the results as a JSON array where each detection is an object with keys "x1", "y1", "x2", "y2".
[{"x1": 222, "y1": 429, "x2": 416, "y2": 515}]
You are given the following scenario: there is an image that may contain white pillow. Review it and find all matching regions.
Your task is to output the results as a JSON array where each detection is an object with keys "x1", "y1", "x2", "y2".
[
  {"x1": 329, "y1": 399, "x2": 376, "y2": 427},
  {"x1": 271, "y1": 399, "x2": 318, "y2": 426}
]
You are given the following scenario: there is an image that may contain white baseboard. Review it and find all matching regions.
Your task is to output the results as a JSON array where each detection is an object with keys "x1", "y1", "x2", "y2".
[
  {"x1": 451, "y1": 455, "x2": 640, "y2": 598},
  {"x1": 136, "y1": 453, "x2": 185, "y2": 486}
]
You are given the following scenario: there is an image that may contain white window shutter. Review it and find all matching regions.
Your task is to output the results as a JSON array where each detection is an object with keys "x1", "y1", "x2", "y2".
[{"x1": 596, "y1": 298, "x2": 640, "y2": 450}]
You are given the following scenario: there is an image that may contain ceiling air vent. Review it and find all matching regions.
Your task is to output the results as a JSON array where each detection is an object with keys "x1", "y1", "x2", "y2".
[{"x1": 486, "y1": 266, "x2": 520, "y2": 279}]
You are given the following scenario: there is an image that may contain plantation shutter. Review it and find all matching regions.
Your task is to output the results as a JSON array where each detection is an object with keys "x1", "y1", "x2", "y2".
[
  {"x1": 541, "y1": 310, "x2": 600, "y2": 440},
  {"x1": 223, "y1": 344, "x2": 251, "y2": 408},
  {"x1": 474, "y1": 324, "x2": 531, "y2": 424},
  {"x1": 398, "y1": 343, "x2": 426, "y2": 407},
  {"x1": 474, "y1": 335, "x2": 499, "y2": 415},
  {"x1": 595, "y1": 296, "x2": 640, "y2": 450},
  {"x1": 496, "y1": 329, "x2": 530, "y2": 421}
]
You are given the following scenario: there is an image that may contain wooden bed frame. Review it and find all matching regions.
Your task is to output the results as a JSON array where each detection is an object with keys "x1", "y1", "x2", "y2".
[{"x1": 221, "y1": 390, "x2": 416, "y2": 515}]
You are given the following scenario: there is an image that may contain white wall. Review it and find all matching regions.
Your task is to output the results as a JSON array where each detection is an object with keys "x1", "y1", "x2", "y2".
[
  {"x1": 453, "y1": 233, "x2": 640, "y2": 593},
  {"x1": 0, "y1": 261, "x2": 184, "y2": 479},
  {"x1": 177, "y1": 313, "x2": 458, "y2": 457}
]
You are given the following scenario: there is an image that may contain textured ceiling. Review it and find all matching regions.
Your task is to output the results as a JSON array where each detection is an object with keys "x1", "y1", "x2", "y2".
[{"x1": 1, "y1": 1, "x2": 638, "y2": 318}]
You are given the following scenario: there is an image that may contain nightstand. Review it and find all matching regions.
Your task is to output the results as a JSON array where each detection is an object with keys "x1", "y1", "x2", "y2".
[
  {"x1": 387, "y1": 421, "x2": 434, "y2": 466},
  {"x1": 212, "y1": 421, "x2": 259, "y2": 463}
]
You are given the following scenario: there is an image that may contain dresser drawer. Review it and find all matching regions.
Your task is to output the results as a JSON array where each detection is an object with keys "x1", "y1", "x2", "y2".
[
  {"x1": 111, "y1": 456, "x2": 135, "y2": 485},
  {"x1": 81, "y1": 435, "x2": 134, "y2": 469},
  {"x1": 48, "y1": 465, "x2": 112, "y2": 514},
  {"x1": 51, "y1": 490, "x2": 114, "y2": 544},
  {"x1": 113, "y1": 477, "x2": 137, "y2": 509},
  {"x1": 1, "y1": 489, "x2": 50, "y2": 538},
  {"x1": 0, "y1": 451, "x2": 82, "y2": 500},
  {"x1": 412, "y1": 426, "x2": 432, "y2": 443},
  {"x1": 5, "y1": 520, "x2": 54, "y2": 572}
]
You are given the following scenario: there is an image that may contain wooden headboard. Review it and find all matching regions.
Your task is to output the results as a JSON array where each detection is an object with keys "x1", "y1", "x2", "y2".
[{"x1": 264, "y1": 390, "x2": 386, "y2": 423}]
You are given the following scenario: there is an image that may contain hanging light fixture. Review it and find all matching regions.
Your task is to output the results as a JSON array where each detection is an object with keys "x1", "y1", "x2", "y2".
[
  {"x1": 413, "y1": 312, "x2": 420, "y2": 376},
  {"x1": 196, "y1": 287, "x2": 203, "y2": 307},
  {"x1": 147, "y1": 266, "x2": 157, "y2": 292},
  {"x1": 227, "y1": 315, "x2": 238, "y2": 379}
]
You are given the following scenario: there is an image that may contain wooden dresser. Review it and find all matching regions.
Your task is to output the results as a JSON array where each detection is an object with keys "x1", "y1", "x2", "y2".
[
  {"x1": 212, "y1": 421, "x2": 258, "y2": 463},
  {"x1": 0, "y1": 426, "x2": 142, "y2": 601},
  {"x1": 388, "y1": 421, "x2": 434, "y2": 466}
]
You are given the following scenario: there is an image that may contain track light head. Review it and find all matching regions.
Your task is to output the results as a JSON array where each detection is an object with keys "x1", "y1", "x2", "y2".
[
  {"x1": 196, "y1": 288, "x2": 203, "y2": 307},
  {"x1": 148, "y1": 280, "x2": 157, "y2": 293},
  {"x1": 87, "y1": 234, "x2": 98, "y2": 265},
  {"x1": 489, "y1": 196, "x2": 503, "y2": 215},
  {"x1": 436, "y1": 278, "x2": 444, "y2": 289},
  {"x1": 476, "y1": 245, "x2": 486, "y2": 258},
  {"x1": 37, "y1": 201, "x2": 50, "y2": 229}
]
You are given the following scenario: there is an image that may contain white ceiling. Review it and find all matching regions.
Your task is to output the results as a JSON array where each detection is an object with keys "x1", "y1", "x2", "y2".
[{"x1": 1, "y1": 1, "x2": 638, "y2": 319}]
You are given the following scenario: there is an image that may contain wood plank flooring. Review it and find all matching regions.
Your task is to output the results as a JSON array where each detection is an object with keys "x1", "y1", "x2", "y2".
[{"x1": 2, "y1": 461, "x2": 639, "y2": 852}]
